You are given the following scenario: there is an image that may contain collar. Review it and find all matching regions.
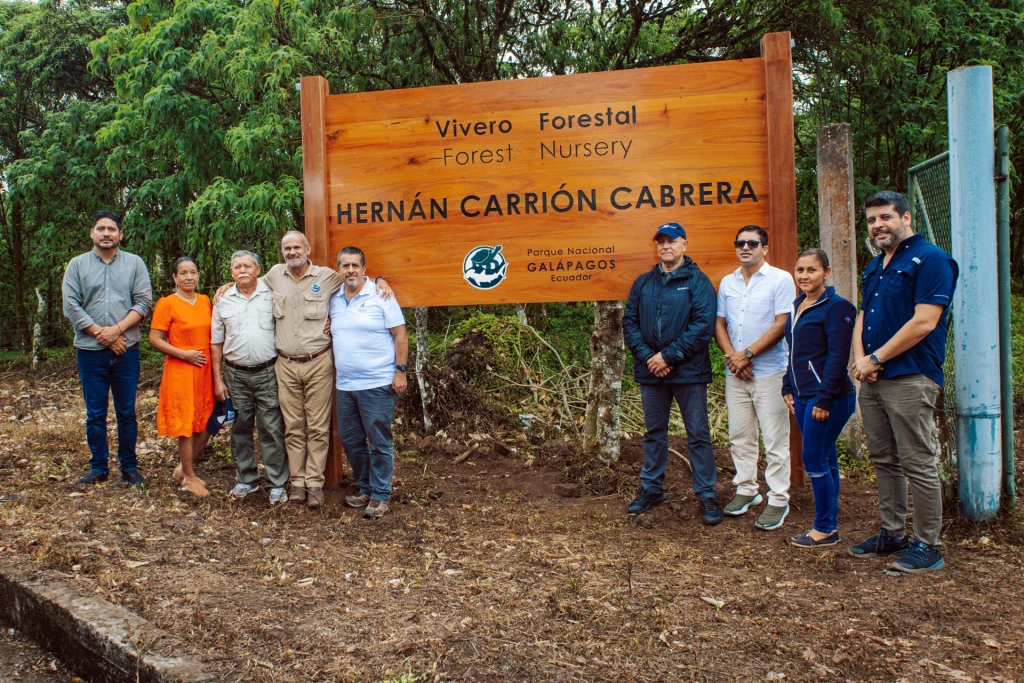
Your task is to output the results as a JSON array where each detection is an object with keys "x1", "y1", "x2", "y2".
[
  {"x1": 733, "y1": 260, "x2": 770, "y2": 278},
  {"x1": 286, "y1": 260, "x2": 318, "y2": 280},
  {"x1": 228, "y1": 279, "x2": 270, "y2": 299},
  {"x1": 335, "y1": 277, "x2": 375, "y2": 301},
  {"x1": 91, "y1": 248, "x2": 120, "y2": 263}
]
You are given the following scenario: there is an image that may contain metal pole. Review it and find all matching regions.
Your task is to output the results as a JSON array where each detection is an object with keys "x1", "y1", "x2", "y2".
[
  {"x1": 948, "y1": 66, "x2": 1002, "y2": 520},
  {"x1": 996, "y1": 124, "x2": 1016, "y2": 506}
]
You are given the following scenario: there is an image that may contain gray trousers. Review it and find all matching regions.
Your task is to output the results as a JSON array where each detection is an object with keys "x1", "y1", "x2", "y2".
[
  {"x1": 859, "y1": 374, "x2": 943, "y2": 546},
  {"x1": 223, "y1": 364, "x2": 288, "y2": 488}
]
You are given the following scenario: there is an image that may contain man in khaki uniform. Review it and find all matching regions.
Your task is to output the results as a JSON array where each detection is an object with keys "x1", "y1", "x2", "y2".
[{"x1": 262, "y1": 231, "x2": 391, "y2": 509}]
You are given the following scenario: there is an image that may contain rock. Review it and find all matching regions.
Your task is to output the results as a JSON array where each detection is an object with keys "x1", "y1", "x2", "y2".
[
  {"x1": 492, "y1": 442, "x2": 512, "y2": 457},
  {"x1": 443, "y1": 443, "x2": 463, "y2": 457},
  {"x1": 416, "y1": 435, "x2": 437, "y2": 454},
  {"x1": 555, "y1": 483, "x2": 581, "y2": 498}
]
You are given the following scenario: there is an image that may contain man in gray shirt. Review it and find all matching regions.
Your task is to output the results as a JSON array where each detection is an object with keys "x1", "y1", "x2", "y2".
[{"x1": 62, "y1": 211, "x2": 153, "y2": 486}]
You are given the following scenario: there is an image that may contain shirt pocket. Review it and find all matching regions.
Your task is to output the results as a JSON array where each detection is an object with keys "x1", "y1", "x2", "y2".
[
  {"x1": 885, "y1": 260, "x2": 918, "y2": 296},
  {"x1": 746, "y1": 287, "x2": 775, "y2": 324},
  {"x1": 259, "y1": 301, "x2": 275, "y2": 330},
  {"x1": 272, "y1": 292, "x2": 286, "y2": 319},
  {"x1": 304, "y1": 293, "x2": 329, "y2": 320}
]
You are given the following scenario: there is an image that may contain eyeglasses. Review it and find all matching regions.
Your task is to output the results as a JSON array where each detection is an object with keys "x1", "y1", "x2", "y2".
[{"x1": 734, "y1": 240, "x2": 763, "y2": 249}]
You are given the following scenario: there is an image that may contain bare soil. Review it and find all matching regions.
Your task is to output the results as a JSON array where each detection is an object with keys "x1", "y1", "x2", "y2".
[{"x1": 0, "y1": 362, "x2": 1022, "y2": 682}]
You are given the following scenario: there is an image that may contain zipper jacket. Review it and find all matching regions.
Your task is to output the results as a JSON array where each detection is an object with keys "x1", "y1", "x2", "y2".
[
  {"x1": 622, "y1": 256, "x2": 716, "y2": 384},
  {"x1": 781, "y1": 285, "x2": 856, "y2": 411}
]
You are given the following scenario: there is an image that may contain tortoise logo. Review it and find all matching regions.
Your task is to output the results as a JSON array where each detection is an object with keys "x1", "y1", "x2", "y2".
[{"x1": 463, "y1": 245, "x2": 508, "y2": 290}]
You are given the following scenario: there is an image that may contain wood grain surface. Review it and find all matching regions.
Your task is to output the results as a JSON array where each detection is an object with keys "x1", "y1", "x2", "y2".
[{"x1": 304, "y1": 39, "x2": 797, "y2": 306}]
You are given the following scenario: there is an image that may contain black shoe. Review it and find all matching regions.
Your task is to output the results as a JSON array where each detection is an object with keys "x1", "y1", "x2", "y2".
[
  {"x1": 76, "y1": 470, "x2": 108, "y2": 485},
  {"x1": 627, "y1": 488, "x2": 666, "y2": 514},
  {"x1": 120, "y1": 470, "x2": 147, "y2": 487},
  {"x1": 847, "y1": 528, "x2": 910, "y2": 557},
  {"x1": 700, "y1": 497, "x2": 723, "y2": 526},
  {"x1": 889, "y1": 540, "x2": 945, "y2": 572},
  {"x1": 790, "y1": 530, "x2": 840, "y2": 548}
]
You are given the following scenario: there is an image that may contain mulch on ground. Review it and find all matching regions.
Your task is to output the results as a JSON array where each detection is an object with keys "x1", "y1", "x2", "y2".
[{"x1": 1, "y1": 362, "x2": 1022, "y2": 682}]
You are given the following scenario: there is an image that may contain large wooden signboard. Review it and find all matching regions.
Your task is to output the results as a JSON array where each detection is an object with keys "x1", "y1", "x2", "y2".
[{"x1": 301, "y1": 33, "x2": 797, "y2": 306}]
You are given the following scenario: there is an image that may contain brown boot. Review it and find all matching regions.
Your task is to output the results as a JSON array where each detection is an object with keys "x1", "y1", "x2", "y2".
[
  {"x1": 345, "y1": 493, "x2": 370, "y2": 508},
  {"x1": 363, "y1": 499, "x2": 389, "y2": 519},
  {"x1": 307, "y1": 487, "x2": 325, "y2": 509},
  {"x1": 289, "y1": 485, "x2": 307, "y2": 504}
]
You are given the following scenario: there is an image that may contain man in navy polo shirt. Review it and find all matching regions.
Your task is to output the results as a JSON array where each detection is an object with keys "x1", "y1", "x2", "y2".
[
  {"x1": 330, "y1": 246, "x2": 408, "y2": 520},
  {"x1": 848, "y1": 191, "x2": 958, "y2": 573}
]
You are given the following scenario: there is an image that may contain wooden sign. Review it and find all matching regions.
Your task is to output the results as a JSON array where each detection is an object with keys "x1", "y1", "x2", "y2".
[{"x1": 301, "y1": 32, "x2": 796, "y2": 307}]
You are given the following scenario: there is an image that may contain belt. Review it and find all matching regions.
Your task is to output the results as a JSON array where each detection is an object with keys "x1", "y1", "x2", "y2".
[
  {"x1": 279, "y1": 345, "x2": 331, "y2": 363},
  {"x1": 225, "y1": 357, "x2": 277, "y2": 372}
]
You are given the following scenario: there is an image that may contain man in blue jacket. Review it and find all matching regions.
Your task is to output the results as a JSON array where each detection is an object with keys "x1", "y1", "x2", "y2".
[{"x1": 622, "y1": 223, "x2": 722, "y2": 525}]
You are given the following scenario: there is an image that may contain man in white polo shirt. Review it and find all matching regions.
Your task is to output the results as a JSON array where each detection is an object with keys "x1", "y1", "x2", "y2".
[
  {"x1": 715, "y1": 225, "x2": 796, "y2": 530},
  {"x1": 330, "y1": 246, "x2": 409, "y2": 519}
]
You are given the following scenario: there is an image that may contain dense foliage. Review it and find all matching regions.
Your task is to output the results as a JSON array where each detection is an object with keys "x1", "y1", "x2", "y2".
[{"x1": 2, "y1": 0, "x2": 1023, "y2": 350}]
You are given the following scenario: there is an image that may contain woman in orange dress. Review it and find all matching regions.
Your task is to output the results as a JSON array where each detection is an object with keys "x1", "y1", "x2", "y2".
[{"x1": 148, "y1": 257, "x2": 215, "y2": 496}]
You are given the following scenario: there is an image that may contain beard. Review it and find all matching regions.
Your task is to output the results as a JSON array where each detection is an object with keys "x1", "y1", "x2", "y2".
[{"x1": 870, "y1": 226, "x2": 906, "y2": 250}]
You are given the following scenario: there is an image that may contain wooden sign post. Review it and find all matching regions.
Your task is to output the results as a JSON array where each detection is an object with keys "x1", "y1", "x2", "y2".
[{"x1": 302, "y1": 32, "x2": 802, "y2": 487}]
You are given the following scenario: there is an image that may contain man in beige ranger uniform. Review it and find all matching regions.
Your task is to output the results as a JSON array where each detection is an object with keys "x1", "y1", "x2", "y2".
[{"x1": 261, "y1": 231, "x2": 391, "y2": 509}]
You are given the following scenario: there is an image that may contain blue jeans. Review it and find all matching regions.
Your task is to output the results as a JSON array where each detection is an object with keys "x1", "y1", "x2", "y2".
[
  {"x1": 76, "y1": 346, "x2": 141, "y2": 473},
  {"x1": 336, "y1": 385, "x2": 397, "y2": 501},
  {"x1": 793, "y1": 393, "x2": 856, "y2": 534},
  {"x1": 639, "y1": 383, "x2": 717, "y2": 499}
]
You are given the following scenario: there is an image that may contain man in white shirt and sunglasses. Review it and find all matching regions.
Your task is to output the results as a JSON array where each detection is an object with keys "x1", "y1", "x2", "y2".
[{"x1": 715, "y1": 225, "x2": 796, "y2": 530}]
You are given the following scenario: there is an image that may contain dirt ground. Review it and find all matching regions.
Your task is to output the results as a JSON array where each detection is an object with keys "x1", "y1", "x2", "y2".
[
  {"x1": 1, "y1": 361, "x2": 1022, "y2": 683},
  {"x1": 0, "y1": 627, "x2": 77, "y2": 682}
]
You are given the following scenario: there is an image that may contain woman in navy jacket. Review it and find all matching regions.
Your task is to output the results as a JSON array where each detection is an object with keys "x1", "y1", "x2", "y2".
[{"x1": 782, "y1": 249, "x2": 858, "y2": 548}]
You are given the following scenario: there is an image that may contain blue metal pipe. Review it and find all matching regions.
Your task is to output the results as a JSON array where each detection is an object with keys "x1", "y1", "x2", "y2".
[{"x1": 948, "y1": 66, "x2": 1002, "y2": 521}]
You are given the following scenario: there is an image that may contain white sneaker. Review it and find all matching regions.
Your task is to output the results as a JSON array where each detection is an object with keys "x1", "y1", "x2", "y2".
[
  {"x1": 229, "y1": 482, "x2": 261, "y2": 500},
  {"x1": 269, "y1": 487, "x2": 288, "y2": 505}
]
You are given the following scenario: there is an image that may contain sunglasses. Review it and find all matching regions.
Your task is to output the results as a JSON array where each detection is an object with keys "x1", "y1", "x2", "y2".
[{"x1": 734, "y1": 240, "x2": 763, "y2": 249}]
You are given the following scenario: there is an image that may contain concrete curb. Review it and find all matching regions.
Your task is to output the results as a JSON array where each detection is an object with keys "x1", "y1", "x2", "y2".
[{"x1": 0, "y1": 562, "x2": 214, "y2": 683}]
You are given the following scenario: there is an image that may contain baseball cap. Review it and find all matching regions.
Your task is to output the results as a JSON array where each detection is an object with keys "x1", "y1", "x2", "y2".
[
  {"x1": 653, "y1": 222, "x2": 687, "y2": 240},
  {"x1": 206, "y1": 398, "x2": 236, "y2": 436}
]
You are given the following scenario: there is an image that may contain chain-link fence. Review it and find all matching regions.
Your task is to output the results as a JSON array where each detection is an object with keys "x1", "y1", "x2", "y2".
[{"x1": 907, "y1": 152, "x2": 957, "y2": 497}]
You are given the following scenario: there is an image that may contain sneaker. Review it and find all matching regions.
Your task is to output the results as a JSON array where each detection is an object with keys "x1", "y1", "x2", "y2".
[
  {"x1": 846, "y1": 529, "x2": 911, "y2": 558},
  {"x1": 76, "y1": 470, "x2": 108, "y2": 485},
  {"x1": 269, "y1": 487, "x2": 288, "y2": 505},
  {"x1": 889, "y1": 540, "x2": 945, "y2": 572},
  {"x1": 229, "y1": 483, "x2": 261, "y2": 500},
  {"x1": 307, "y1": 487, "x2": 325, "y2": 509},
  {"x1": 724, "y1": 493, "x2": 763, "y2": 516},
  {"x1": 288, "y1": 486, "x2": 307, "y2": 504},
  {"x1": 627, "y1": 488, "x2": 667, "y2": 514},
  {"x1": 119, "y1": 470, "x2": 147, "y2": 487},
  {"x1": 364, "y1": 499, "x2": 389, "y2": 519},
  {"x1": 754, "y1": 504, "x2": 789, "y2": 530},
  {"x1": 699, "y1": 498, "x2": 723, "y2": 526},
  {"x1": 345, "y1": 493, "x2": 370, "y2": 508},
  {"x1": 790, "y1": 530, "x2": 840, "y2": 548}
]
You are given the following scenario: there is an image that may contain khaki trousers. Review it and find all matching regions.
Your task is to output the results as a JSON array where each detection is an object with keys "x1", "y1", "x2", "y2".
[
  {"x1": 726, "y1": 372, "x2": 792, "y2": 506},
  {"x1": 858, "y1": 375, "x2": 943, "y2": 546},
  {"x1": 275, "y1": 351, "x2": 334, "y2": 489}
]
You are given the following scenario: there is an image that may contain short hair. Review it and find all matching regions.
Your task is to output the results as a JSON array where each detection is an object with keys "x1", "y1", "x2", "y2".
[
  {"x1": 172, "y1": 256, "x2": 197, "y2": 276},
  {"x1": 735, "y1": 224, "x2": 769, "y2": 246},
  {"x1": 93, "y1": 210, "x2": 122, "y2": 230},
  {"x1": 864, "y1": 191, "x2": 911, "y2": 218},
  {"x1": 230, "y1": 250, "x2": 260, "y2": 267},
  {"x1": 336, "y1": 246, "x2": 365, "y2": 267},
  {"x1": 281, "y1": 230, "x2": 310, "y2": 251},
  {"x1": 797, "y1": 248, "x2": 830, "y2": 269}
]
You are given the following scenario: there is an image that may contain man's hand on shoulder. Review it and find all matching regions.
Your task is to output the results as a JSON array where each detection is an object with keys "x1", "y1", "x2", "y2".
[
  {"x1": 374, "y1": 277, "x2": 393, "y2": 301},
  {"x1": 213, "y1": 282, "x2": 232, "y2": 305}
]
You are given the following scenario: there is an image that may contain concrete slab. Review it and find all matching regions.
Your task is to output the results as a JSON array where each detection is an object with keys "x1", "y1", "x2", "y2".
[{"x1": 0, "y1": 562, "x2": 214, "y2": 683}]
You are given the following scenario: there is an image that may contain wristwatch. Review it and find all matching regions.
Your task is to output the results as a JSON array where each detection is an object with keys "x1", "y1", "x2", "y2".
[
  {"x1": 395, "y1": 364, "x2": 408, "y2": 372},
  {"x1": 375, "y1": 276, "x2": 387, "y2": 284},
  {"x1": 744, "y1": 349, "x2": 754, "y2": 360},
  {"x1": 869, "y1": 353, "x2": 883, "y2": 366}
]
